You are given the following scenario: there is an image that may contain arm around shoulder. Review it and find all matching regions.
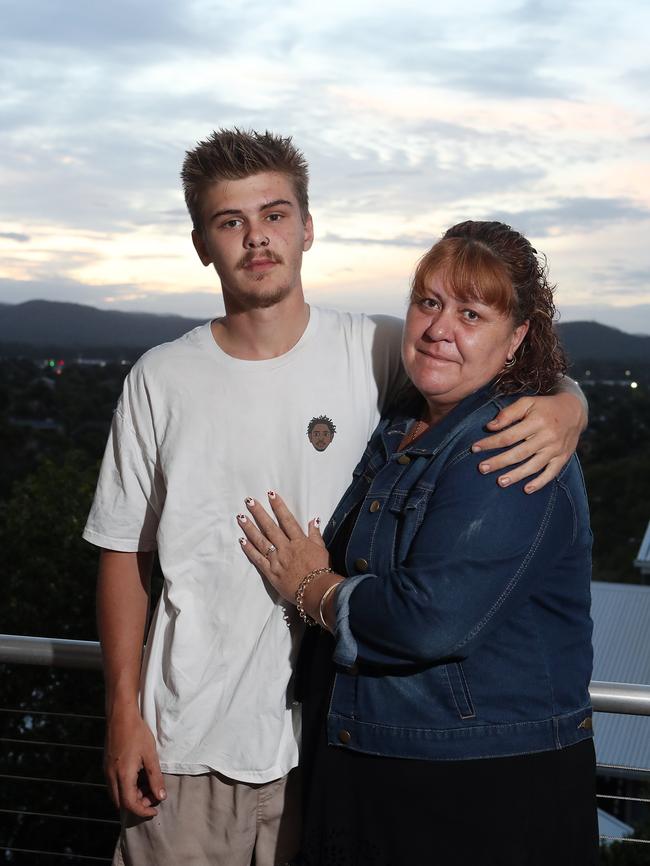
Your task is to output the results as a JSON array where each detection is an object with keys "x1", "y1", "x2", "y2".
[{"x1": 471, "y1": 376, "x2": 588, "y2": 492}]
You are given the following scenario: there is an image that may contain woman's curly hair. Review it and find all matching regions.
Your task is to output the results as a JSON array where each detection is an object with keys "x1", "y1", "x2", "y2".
[{"x1": 410, "y1": 220, "x2": 567, "y2": 395}]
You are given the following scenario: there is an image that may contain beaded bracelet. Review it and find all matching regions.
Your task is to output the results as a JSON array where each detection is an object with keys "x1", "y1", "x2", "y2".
[{"x1": 295, "y1": 567, "x2": 333, "y2": 625}]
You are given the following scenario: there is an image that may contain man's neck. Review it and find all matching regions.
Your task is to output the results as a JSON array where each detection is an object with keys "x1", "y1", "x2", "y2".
[{"x1": 211, "y1": 293, "x2": 310, "y2": 360}]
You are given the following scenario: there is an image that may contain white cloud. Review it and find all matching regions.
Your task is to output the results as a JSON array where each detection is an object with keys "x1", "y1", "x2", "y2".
[{"x1": 0, "y1": 0, "x2": 648, "y2": 332}]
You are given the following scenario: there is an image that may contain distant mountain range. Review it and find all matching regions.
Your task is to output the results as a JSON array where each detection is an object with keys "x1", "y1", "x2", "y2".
[
  {"x1": 0, "y1": 300, "x2": 203, "y2": 352},
  {"x1": 0, "y1": 299, "x2": 649, "y2": 363},
  {"x1": 554, "y1": 320, "x2": 650, "y2": 363}
]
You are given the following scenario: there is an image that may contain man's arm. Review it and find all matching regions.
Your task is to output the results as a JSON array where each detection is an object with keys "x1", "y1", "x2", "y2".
[
  {"x1": 97, "y1": 549, "x2": 166, "y2": 817},
  {"x1": 472, "y1": 377, "x2": 588, "y2": 494}
]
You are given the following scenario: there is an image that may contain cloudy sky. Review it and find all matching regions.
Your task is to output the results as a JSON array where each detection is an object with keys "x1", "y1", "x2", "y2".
[{"x1": 1, "y1": 0, "x2": 649, "y2": 332}]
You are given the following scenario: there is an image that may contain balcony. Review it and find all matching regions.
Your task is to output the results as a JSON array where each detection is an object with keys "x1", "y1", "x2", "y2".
[{"x1": 1, "y1": 635, "x2": 649, "y2": 863}]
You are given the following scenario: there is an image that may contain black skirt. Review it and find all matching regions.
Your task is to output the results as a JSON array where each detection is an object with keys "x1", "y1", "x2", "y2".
[{"x1": 296, "y1": 633, "x2": 599, "y2": 866}]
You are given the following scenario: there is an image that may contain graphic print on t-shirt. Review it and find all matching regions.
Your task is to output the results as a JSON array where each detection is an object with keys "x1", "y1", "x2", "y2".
[{"x1": 307, "y1": 414, "x2": 336, "y2": 452}]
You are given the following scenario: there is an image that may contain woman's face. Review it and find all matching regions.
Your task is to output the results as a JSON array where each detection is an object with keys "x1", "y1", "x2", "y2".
[{"x1": 401, "y1": 272, "x2": 529, "y2": 418}]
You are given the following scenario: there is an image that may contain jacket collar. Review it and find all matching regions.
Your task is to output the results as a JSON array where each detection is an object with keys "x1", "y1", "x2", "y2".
[{"x1": 381, "y1": 384, "x2": 504, "y2": 458}]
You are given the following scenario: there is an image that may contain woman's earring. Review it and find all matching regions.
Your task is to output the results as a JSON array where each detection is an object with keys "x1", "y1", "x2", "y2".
[{"x1": 504, "y1": 355, "x2": 516, "y2": 368}]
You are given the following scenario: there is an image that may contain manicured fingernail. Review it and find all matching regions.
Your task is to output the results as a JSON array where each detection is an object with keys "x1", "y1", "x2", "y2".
[
  {"x1": 245, "y1": 497, "x2": 255, "y2": 506},
  {"x1": 498, "y1": 476, "x2": 511, "y2": 487},
  {"x1": 479, "y1": 463, "x2": 490, "y2": 473},
  {"x1": 237, "y1": 514, "x2": 247, "y2": 523},
  {"x1": 524, "y1": 484, "x2": 536, "y2": 494},
  {"x1": 239, "y1": 537, "x2": 247, "y2": 545},
  {"x1": 267, "y1": 490, "x2": 276, "y2": 499},
  {"x1": 314, "y1": 517, "x2": 321, "y2": 527},
  {"x1": 471, "y1": 444, "x2": 481, "y2": 453},
  {"x1": 159, "y1": 789, "x2": 166, "y2": 800}
]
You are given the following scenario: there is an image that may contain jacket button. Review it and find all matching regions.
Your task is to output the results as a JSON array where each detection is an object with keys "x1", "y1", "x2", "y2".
[
  {"x1": 397, "y1": 454, "x2": 411, "y2": 465},
  {"x1": 338, "y1": 729, "x2": 352, "y2": 744},
  {"x1": 354, "y1": 558, "x2": 368, "y2": 572},
  {"x1": 369, "y1": 500, "x2": 381, "y2": 513}
]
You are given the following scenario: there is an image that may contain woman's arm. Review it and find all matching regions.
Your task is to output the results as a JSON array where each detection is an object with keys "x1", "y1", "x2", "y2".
[
  {"x1": 236, "y1": 453, "x2": 584, "y2": 671},
  {"x1": 333, "y1": 449, "x2": 580, "y2": 670}
]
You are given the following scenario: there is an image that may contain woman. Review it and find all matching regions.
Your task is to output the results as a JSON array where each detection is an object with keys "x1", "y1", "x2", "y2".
[{"x1": 238, "y1": 221, "x2": 598, "y2": 865}]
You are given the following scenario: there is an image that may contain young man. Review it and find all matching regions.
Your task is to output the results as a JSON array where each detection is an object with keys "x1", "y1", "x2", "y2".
[{"x1": 83, "y1": 129, "x2": 587, "y2": 866}]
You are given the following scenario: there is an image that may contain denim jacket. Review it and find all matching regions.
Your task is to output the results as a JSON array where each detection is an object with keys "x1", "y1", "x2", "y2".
[{"x1": 323, "y1": 386, "x2": 594, "y2": 761}]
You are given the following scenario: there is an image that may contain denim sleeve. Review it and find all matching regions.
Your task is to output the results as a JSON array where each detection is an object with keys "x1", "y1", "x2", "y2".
[
  {"x1": 331, "y1": 449, "x2": 583, "y2": 669},
  {"x1": 332, "y1": 574, "x2": 374, "y2": 667}
]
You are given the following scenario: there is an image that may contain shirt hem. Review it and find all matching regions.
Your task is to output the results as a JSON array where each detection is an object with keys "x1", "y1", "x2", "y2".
[
  {"x1": 158, "y1": 758, "x2": 299, "y2": 784},
  {"x1": 82, "y1": 527, "x2": 157, "y2": 552}
]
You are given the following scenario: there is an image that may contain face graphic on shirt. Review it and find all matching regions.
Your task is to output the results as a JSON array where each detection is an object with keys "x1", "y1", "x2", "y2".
[{"x1": 307, "y1": 415, "x2": 336, "y2": 452}]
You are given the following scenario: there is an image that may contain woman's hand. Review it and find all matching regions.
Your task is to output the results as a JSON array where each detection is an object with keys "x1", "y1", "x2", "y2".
[
  {"x1": 471, "y1": 387, "x2": 587, "y2": 493},
  {"x1": 237, "y1": 492, "x2": 330, "y2": 605}
]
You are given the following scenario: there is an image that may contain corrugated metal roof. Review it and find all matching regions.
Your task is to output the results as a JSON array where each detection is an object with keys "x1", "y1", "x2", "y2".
[
  {"x1": 597, "y1": 808, "x2": 633, "y2": 842},
  {"x1": 591, "y1": 582, "x2": 650, "y2": 773},
  {"x1": 591, "y1": 582, "x2": 650, "y2": 684},
  {"x1": 592, "y1": 712, "x2": 650, "y2": 775},
  {"x1": 634, "y1": 520, "x2": 650, "y2": 568}
]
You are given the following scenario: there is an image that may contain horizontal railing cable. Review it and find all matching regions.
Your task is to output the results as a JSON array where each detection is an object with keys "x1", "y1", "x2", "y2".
[
  {"x1": 0, "y1": 771, "x2": 105, "y2": 788},
  {"x1": 599, "y1": 836, "x2": 650, "y2": 845},
  {"x1": 0, "y1": 806, "x2": 118, "y2": 825},
  {"x1": 597, "y1": 762, "x2": 650, "y2": 775},
  {"x1": 0, "y1": 736, "x2": 102, "y2": 751},
  {"x1": 597, "y1": 792, "x2": 650, "y2": 804},
  {"x1": 0, "y1": 846, "x2": 111, "y2": 862},
  {"x1": 0, "y1": 706, "x2": 104, "y2": 721}
]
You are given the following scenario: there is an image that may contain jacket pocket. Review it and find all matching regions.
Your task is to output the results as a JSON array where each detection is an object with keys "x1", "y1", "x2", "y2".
[
  {"x1": 388, "y1": 488, "x2": 430, "y2": 566},
  {"x1": 445, "y1": 662, "x2": 476, "y2": 720}
]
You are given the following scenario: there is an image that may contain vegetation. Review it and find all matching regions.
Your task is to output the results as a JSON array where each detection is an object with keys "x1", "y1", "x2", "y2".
[
  {"x1": 0, "y1": 356, "x2": 648, "y2": 861},
  {"x1": 579, "y1": 382, "x2": 650, "y2": 584},
  {"x1": 0, "y1": 359, "x2": 130, "y2": 862}
]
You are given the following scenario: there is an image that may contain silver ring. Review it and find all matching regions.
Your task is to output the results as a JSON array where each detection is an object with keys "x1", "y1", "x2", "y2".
[{"x1": 266, "y1": 545, "x2": 277, "y2": 557}]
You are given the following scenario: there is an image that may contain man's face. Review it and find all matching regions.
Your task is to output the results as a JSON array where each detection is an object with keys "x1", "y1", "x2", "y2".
[
  {"x1": 308, "y1": 423, "x2": 333, "y2": 451},
  {"x1": 192, "y1": 171, "x2": 314, "y2": 312}
]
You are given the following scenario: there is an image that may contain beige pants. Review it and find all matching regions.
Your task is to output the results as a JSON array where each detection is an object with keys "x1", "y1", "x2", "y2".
[{"x1": 113, "y1": 770, "x2": 301, "y2": 866}]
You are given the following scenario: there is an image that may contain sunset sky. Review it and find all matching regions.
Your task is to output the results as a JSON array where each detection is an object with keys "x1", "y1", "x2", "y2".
[{"x1": 1, "y1": 0, "x2": 649, "y2": 332}]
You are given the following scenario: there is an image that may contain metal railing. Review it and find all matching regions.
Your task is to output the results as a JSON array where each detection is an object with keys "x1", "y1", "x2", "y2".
[
  {"x1": 0, "y1": 635, "x2": 109, "y2": 863},
  {"x1": 589, "y1": 680, "x2": 650, "y2": 716},
  {"x1": 1, "y1": 634, "x2": 649, "y2": 861},
  {"x1": 0, "y1": 634, "x2": 102, "y2": 670},
  {"x1": 3, "y1": 634, "x2": 650, "y2": 714}
]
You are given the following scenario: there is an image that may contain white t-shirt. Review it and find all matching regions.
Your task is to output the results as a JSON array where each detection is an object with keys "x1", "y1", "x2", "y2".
[{"x1": 83, "y1": 306, "x2": 404, "y2": 782}]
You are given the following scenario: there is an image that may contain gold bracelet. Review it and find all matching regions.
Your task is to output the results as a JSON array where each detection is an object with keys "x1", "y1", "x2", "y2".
[
  {"x1": 295, "y1": 567, "x2": 332, "y2": 626},
  {"x1": 318, "y1": 581, "x2": 341, "y2": 630}
]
